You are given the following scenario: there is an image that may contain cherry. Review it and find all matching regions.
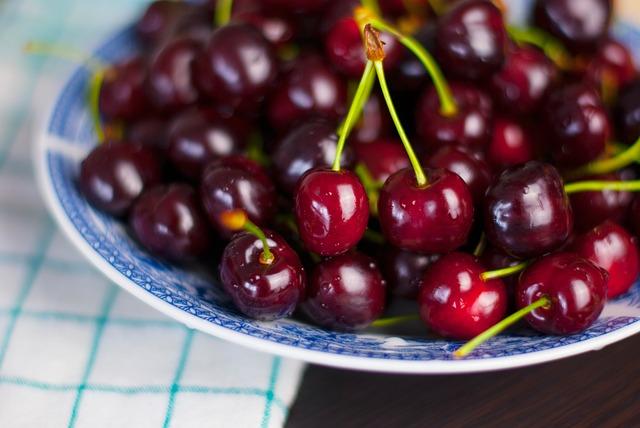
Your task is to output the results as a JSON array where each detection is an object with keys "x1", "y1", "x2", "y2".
[
  {"x1": 261, "y1": 0, "x2": 330, "y2": 14},
  {"x1": 391, "y1": 23, "x2": 436, "y2": 93},
  {"x1": 99, "y1": 56, "x2": 149, "y2": 121},
  {"x1": 571, "y1": 220, "x2": 639, "y2": 298},
  {"x1": 424, "y1": 145, "x2": 492, "y2": 205},
  {"x1": 585, "y1": 37, "x2": 636, "y2": 98},
  {"x1": 219, "y1": 210, "x2": 305, "y2": 320},
  {"x1": 416, "y1": 82, "x2": 493, "y2": 149},
  {"x1": 479, "y1": 244, "x2": 521, "y2": 289},
  {"x1": 419, "y1": 252, "x2": 508, "y2": 339},
  {"x1": 379, "y1": 248, "x2": 440, "y2": 299},
  {"x1": 171, "y1": 4, "x2": 215, "y2": 44},
  {"x1": 136, "y1": 0, "x2": 194, "y2": 46},
  {"x1": 166, "y1": 108, "x2": 248, "y2": 181},
  {"x1": 146, "y1": 36, "x2": 201, "y2": 112},
  {"x1": 267, "y1": 53, "x2": 347, "y2": 132},
  {"x1": 541, "y1": 83, "x2": 610, "y2": 167},
  {"x1": 435, "y1": 0, "x2": 508, "y2": 81},
  {"x1": 78, "y1": 142, "x2": 162, "y2": 217},
  {"x1": 484, "y1": 161, "x2": 573, "y2": 259},
  {"x1": 302, "y1": 252, "x2": 386, "y2": 331},
  {"x1": 234, "y1": 11, "x2": 296, "y2": 49},
  {"x1": 272, "y1": 119, "x2": 354, "y2": 194},
  {"x1": 207, "y1": 155, "x2": 274, "y2": 190},
  {"x1": 126, "y1": 117, "x2": 169, "y2": 152},
  {"x1": 490, "y1": 44, "x2": 558, "y2": 116},
  {"x1": 613, "y1": 79, "x2": 640, "y2": 145},
  {"x1": 200, "y1": 163, "x2": 276, "y2": 239},
  {"x1": 354, "y1": 139, "x2": 409, "y2": 183},
  {"x1": 378, "y1": 168, "x2": 474, "y2": 253},
  {"x1": 129, "y1": 184, "x2": 212, "y2": 262},
  {"x1": 193, "y1": 23, "x2": 277, "y2": 113},
  {"x1": 534, "y1": 0, "x2": 612, "y2": 54},
  {"x1": 351, "y1": 93, "x2": 391, "y2": 145},
  {"x1": 516, "y1": 252, "x2": 607, "y2": 334},
  {"x1": 486, "y1": 117, "x2": 535, "y2": 171}
]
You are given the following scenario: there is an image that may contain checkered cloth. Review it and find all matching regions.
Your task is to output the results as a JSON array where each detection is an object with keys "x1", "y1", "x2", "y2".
[{"x1": 0, "y1": 0, "x2": 304, "y2": 426}]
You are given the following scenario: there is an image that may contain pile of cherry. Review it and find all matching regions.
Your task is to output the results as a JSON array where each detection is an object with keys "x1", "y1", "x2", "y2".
[{"x1": 72, "y1": 0, "x2": 640, "y2": 357}]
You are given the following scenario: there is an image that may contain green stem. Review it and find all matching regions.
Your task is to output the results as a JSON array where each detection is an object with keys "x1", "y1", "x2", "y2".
[
  {"x1": 88, "y1": 69, "x2": 106, "y2": 143},
  {"x1": 506, "y1": 25, "x2": 571, "y2": 70},
  {"x1": 23, "y1": 41, "x2": 104, "y2": 71},
  {"x1": 373, "y1": 61, "x2": 427, "y2": 186},
  {"x1": 480, "y1": 261, "x2": 529, "y2": 281},
  {"x1": 454, "y1": 297, "x2": 551, "y2": 358},
  {"x1": 355, "y1": 163, "x2": 383, "y2": 215},
  {"x1": 473, "y1": 233, "x2": 487, "y2": 258},
  {"x1": 361, "y1": 0, "x2": 381, "y2": 17},
  {"x1": 244, "y1": 219, "x2": 274, "y2": 265},
  {"x1": 564, "y1": 180, "x2": 640, "y2": 194},
  {"x1": 215, "y1": 0, "x2": 233, "y2": 26},
  {"x1": 564, "y1": 136, "x2": 640, "y2": 180},
  {"x1": 333, "y1": 61, "x2": 376, "y2": 171},
  {"x1": 371, "y1": 314, "x2": 420, "y2": 327}
]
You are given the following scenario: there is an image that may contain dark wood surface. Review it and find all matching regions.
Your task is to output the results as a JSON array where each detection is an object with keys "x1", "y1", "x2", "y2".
[{"x1": 286, "y1": 334, "x2": 640, "y2": 427}]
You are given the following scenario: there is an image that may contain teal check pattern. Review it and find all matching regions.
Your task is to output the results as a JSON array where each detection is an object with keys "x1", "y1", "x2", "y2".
[{"x1": 0, "y1": 1, "x2": 304, "y2": 426}]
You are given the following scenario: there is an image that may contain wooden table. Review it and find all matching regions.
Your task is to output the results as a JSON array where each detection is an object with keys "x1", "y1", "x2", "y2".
[{"x1": 286, "y1": 334, "x2": 640, "y2": 427}]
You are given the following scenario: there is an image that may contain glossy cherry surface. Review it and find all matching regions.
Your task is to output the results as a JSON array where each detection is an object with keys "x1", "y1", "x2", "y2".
[
  {"x1": 534, "y1": 0, "x2": 612, "y2": 54},
  {"x1": 486, "y1": 117, "x2": 535, "y2": 171},
  {"x1": 194, "y1": 23, "x2": 277, "y2": 112},
  {"x1": 272, "y1": 120, "x2": 354, "y2": 193},
  {"x1": 294, "y1": 169, "x2": 369, "y2": 256},
  {"x1": 129, "y1": 184, "x2": 212, "y2": 262},
  {"x1": 435, "y1": 0, "x2": 507, "y2": 81},
  {"x1": 585, "y1": 37, "x2": 636, "y2": 95},
  {"x1": 235, "y1": 11, "x2": 296, "y2": 48},
  {"x1": 484, "y1": 161, "x2": 573, "y2": 259},
  {"x1": 613, "y1": 79, "x2": 640, "y2": 145},
  {"x1": 378, "y1": 168, "x2": 474, "y2": 253},
  {"x1": 516, "y1": 252, "x2": 608, "y2": 334},
  {"x1": 136, "y1": 0, "x2": 192, "y2": 46},
  {"x1": 200, "y1": 164, "x2": 276, "y2": 238},
  {"x1": 571, "y1": 221, "x2": 639, "y2": 298},
  {"x1": 542, "y1": 83, "x2": 609, "y2": 167},
  {"x1": 302, "y1": 252, "x2": 386, "y2": 331},
  {"x1": 419, "y1": 252, "x2": 508, "y2": 339},
  {"x1": 220, "y1": 230, "x2": 305, "y2": 320},
  {"x1": 99, "y1": 56, "x2": 149, "y2": 121},
  {"x1": 379, "y1": 248, "x2": 440, "y2": 299},
  {"x1": 268, "y1": 54, "x2": 347, "y2": 132},
  {"x1": 79, "y1": 142, "x2": 162, "y2": 217},
  {"x1": 354, "y1": 139, "x2": 409, "y2": 183},
  {"x1": 416, "y1": 82, "x2": 493, "y2": 149}
]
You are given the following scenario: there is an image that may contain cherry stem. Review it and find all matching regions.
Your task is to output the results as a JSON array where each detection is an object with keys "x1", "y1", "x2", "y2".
[
  {"x1": 357, "y1": 9, "x2": 458, "y2": 117},
  {"x1": 215, "y1": 0, "x2": 233, "y2": 27},
  {"x1": 564, "y1": 179, "x2": 640, "y2": 194},
  {"x1": 371, "y1": 314, "x2": 420, "y2": 327},
  {"x1": 361, "y1": 0, "x2": 381, "y2": 17},
  {"x1": 472, "y1": 233, "x2": 487, "y2": 258},
  {"x1": 355, "y1": 163, "x2": 383, "y2": 215},
  {"x1": 88, "y1": 69, "x2": 106, "y2": 143},
  {"x1": 480, "y1": 261, "x2": 529, "y2": 281},
  {"x1": 220, "y1": 210, "x2": 274, "y2": 265},
  {"x1": 453, "y1": 296, "x2": 551, "y2": 358},
  {"x1": 332, "y1": 61, "x2": 376, "y2": 171},
  {"x1": 506, "y1": 25, "x2": 571, "y2": 70},
  {"x1": 564, "y1": 136, "x2": 640, "y2": 180},
  {"x1": 23, "y1": 41, "x2": 104, "y2": 72}
]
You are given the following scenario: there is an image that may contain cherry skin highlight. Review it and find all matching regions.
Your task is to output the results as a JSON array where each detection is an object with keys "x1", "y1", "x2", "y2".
[{"x1": 486, "y1": 117, "x2": 535, "y2": 171}]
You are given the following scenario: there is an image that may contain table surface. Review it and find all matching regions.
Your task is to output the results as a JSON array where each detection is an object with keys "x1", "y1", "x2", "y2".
[{"x1": 286, "y1": 333, "x2": 640, "y2": 427}]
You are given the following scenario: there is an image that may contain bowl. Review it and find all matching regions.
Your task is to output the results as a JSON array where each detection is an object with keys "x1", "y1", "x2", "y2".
[{"x1": 33, "y1": 1, "x2": 640, "y2": 373}]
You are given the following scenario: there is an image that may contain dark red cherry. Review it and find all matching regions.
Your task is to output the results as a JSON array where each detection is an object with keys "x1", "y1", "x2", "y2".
[
  {"x1": 126, "y1": 117, "x2": 169, "y2": 152},
  {"x1": 194, "y1": 23, "x2": 277, "y2": 113},
  {"x1": 170, "y1": 4, "x2": 215, "y2": 44},
  {"x1": 542, "y1": 83, "x2": 610, "y2": 167},
  {"x1": 479, "y1": 245, "x2": 521, "y2": 289},
  {"x1": 272, "y1": 120, "x2": 354, "y2": 193},
  {"x1": 268, "y1": 54, "x2": 347, "y2": 132},
  {"x1": 484, "y1": 161, "x2": 573, "y2": 259},
  {"x1": 206, "y1": 155, "x2": 273, "y2": 191},
  {"x1": 79, "y1": 142, "x2": 162, "y2": 217},
  {"x1": 585, "y1": 37, "x2": 636, "y2": 96},
  {"x1": 136, "y1": 0, "x2": 193, "y2": 46},
  {"x1": 220, "y1": 230, "x2": 305, "y2": 320},
  {"x1": 419, "y1": 252, "x2": 508, "y2": 339},
  {"x1": 490, "y1": 44, "x2": 557, "y2": 115},
  {"x1": 416, "y1": 82, "x2": 493, "y2": 149},
  {"x1": 167, "y1": 108, "x2": 248, "y2": 181},
  {"x1": 129, "y1": 184, "x2": 212, "y2": 262},
  {"x1": 354, "y1": 139, "x2": 409, "y2": 183},
  {"x1": 534, "y1": 0, "x2": 612, "y2": 54},
  {"x1": 571, "y1": 221, "x2": 639, "y2": 298},
  {"x1": 261, "y1": 0, "x2": 330, "y2": 14},
  {"x1": 302, "y1": 252, "x2": 386, "y2": 331},
  {"x1": 146, "y1": 36, "x2": 201, "y2": 112},
  {"x1": 351, "y1": 93, "x2": 391, "y2": 145},
  {"x1": 99, "y1": 56, "x2": 149, "y2": 121},
  {"x1": 379, "y1": 248, "x2": 440, "y2": 299},
  {"x1": 325, "y1": 17, "x2": 402, "y2": 78},
  {"x1": 435, "y1": 0, "x2": 507, "y2": 81},
  {"x1": 425, "y1": 145, "x2": 492, "y2": 204},
  {"x1": 613, "y1": 79, "x2": 640, "y2": 145},
  {"x1": 486, "y1": 117, "x2": 535, "y2": 171},
  {"x1": 378, "y1": 168, "x2": 474, "y2": 253},
  {"x1": 516, "y1": 252, "x2": 607, "y2": 334},
  {"x1": 294, "y1": 169, "x2": 369, "y2": 256},
  {"x1": 569, "y1": 172, "x2": 633, "y2": 232},
  {"x1": 391, "y1": 23, "x2": 436, "y2": 92},
  {"x1": 234, "y1": 11, "x2": 296, "y2": 48},
  {"x1": 200, "y1": 164, "x2": 276, "y2": 239}
]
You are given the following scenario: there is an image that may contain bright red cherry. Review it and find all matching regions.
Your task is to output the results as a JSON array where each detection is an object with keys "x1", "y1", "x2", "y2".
[
  {"x1": 79, "y1": 142, "x2": 162, "y2": 217},
  {"x1": 585, "y1": 37, "x2": 636, "y2": 96},
  {"x1": 541, "y1": 83, "x2": 610, "y2": 167},
  {"x1": 419, "y1": 252, "x2": 508, "y2": 339},
  {"x1": 354, "y1": 139, "x2": 409, "y2": 183},
  {"x1": 379, "y1": 248, "x2": 440, "y2": 299},
  {"x1": 130, "y1": 184, "x2": 212, "y2": 262},
  {"x1": 435, "y1": 0, "x2": 508, "y2": 81},
  {"x1": 613, "y1": 79, "x2": 640, "y2": 145},
  {"x1": 99, "y1": 56, "x2": 149, "y2": 121},
  {"x1": 486, "y1": 117, "x2": 535, "y2": 171},
  {"x1": 516, "y1": 252, "x2": 607, "y2": 334},
  {"x1": 484, "y1": 161, "x2": 573, "y2": 259},
  {"x1": 378, "y1": 168, "x2": 474, "y2": 253},
  {"x1": 294, "y1": 169, "x2": 369, "y2": 256},
  {"x1": 571, "y1": 221, "x2": 639, "y2": 298},
  {"x1": 302, "y1": 252, "x2": 386, "y2": 331}
]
